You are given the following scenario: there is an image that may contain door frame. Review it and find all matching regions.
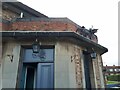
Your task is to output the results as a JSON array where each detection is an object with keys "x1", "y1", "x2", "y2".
[
  {"x1": 17, "y1": 45, "x2": 55, "y2": 88},
  {"x1": 83, "y1": 50, "x2": 95, "y2": 89}
]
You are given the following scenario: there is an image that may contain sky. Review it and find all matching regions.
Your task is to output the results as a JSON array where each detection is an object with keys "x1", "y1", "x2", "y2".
[{"x1": 17, "y1": 0, "x2": 119, "y2": 66}]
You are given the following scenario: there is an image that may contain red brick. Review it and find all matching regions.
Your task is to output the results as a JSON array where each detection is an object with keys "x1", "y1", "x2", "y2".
[{"x1": 7, "y1": 21, "x2": 77, "y2": 31}]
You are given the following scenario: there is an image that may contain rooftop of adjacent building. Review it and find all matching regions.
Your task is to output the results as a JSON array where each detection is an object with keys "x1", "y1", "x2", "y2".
[{"x1": 104, "y1": 65, "x2": 120, "y2": 68}]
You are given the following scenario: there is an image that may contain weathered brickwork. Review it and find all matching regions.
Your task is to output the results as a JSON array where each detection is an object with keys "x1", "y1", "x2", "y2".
[
  {"x1": 1, "y1": 20, "x2": 98, "y2": 43},
  {"x1": 10, "y1": 21, "x2": 77, "y2": 31},
  {"x1": 0, "y1": 9, "x2": 19, "y2": 31},
  {"x1": 1, "y1": 19, "x2": 77, "y2": 31},
  {"x1": 94, "y1": 57, "x2": 102, "y2": 88},
  {"x1": 0, "y1": 23, "x2": 11, "y2": 31},
  {"x1": 2, "y1": 9, "x2": 19, "y2": 21},
  {"x1": 71, "y1": 46, "x2": 83, "y2": 88}
]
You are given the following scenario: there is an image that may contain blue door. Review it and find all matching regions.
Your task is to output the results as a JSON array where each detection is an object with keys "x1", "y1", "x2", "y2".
[
  {"x1": 37, "y1": 63, "x2": 54, "y2": 88},
  {"x1": 19, "y1": 47, "x2": 54, "y2": 89}
]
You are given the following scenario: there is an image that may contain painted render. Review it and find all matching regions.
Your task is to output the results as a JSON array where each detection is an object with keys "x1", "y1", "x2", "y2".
[{"x1": 1, "y1": 39, "x2": 105, "y2": 88}]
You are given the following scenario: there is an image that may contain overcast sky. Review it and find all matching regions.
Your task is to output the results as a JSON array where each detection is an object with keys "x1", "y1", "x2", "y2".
[{"x1": 17, "y1": 0, "x2": 118, "y2": 66}]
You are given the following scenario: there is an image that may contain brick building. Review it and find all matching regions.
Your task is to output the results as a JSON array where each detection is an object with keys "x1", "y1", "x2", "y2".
[
  {"x1": 103, "y1": 65, "x2": 120, "y2": 76},
  {"x1": 0, "y1": 2, "x2": 108, "y2": 89}
]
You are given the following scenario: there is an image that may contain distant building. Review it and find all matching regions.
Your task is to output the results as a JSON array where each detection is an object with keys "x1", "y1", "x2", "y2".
[
  {"x1": 103, "y1": 65, "x2": 120, "y2": 76},
  {"x1": 0, "y1": 1, "x2": 108, "y2": 89}
]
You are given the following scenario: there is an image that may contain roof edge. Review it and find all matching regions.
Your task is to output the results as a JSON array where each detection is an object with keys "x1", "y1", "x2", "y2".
[
  {"x1": 2, "y1": 2, "x2": 48, "y2": 18},
  {"x1": 1, "y1": 31, "x2": 108, "y2": 55}
]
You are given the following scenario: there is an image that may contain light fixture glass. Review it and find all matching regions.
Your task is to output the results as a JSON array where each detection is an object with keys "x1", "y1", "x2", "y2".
[
  {"x1": 91, "y1": 52, "x2": 97, "y2": 59},
  {"x1": 32, "y1": 39, "x2": 40, "y2": 53}
]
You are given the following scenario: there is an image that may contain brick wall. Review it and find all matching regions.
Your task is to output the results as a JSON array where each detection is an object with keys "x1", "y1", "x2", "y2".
[
  {"x1": 0, "y1": 23, "x2": 10, "y2": 31},
  {"x1": 2, "y1": 20, "x2": 77, "y2": 32},
  {"x1": 1, "y1": 19, "x2": 98, "y2": 43},
  {"x1": 71, "y1": 46, "x2": 83, "y2": 88},
  {"x1": 2, "y1": 9, "x2": 19, "y2": 21},
  {"x1": 1, "y1": 18, "x2": 98, "y2": 44},
  {"x1": 11, "y1": 21, "x2": 77, "y2": 31}
]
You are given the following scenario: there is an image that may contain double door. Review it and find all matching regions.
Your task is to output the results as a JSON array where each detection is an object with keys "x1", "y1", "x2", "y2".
[{"x1": 19, "y1": 47, "x2": 54, "y2": 89}]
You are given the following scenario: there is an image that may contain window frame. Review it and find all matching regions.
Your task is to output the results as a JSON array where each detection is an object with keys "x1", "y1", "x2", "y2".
[{"x1": 22, "y1": 45, "x2": 55, "y2": 63}]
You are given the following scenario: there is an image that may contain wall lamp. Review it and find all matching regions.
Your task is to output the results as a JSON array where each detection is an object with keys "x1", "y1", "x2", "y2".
[
  {"x1": 90, "y1": 48, "x2": 97, "y2": 59},
  {"x1": 32, "y1": 39, "x2": 40, "y2": 53},
  {"x1": 83, "y1": 48, "x2": 97, "y2": 59},
  {"x1": 90, "y1": 52, "x2": 97, "y2": 59}
]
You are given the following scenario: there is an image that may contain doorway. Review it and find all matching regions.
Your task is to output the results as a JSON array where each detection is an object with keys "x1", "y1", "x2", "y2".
[
  {"x1": 83, "y1": 50, "x2": 95, "y2": 89},
  {"x1": 19, "y1": 46, "x2": 54, "y2": 89}
]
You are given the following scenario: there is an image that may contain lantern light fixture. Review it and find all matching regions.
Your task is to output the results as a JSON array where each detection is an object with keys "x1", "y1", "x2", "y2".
[
  {"x1": 32, "y1": 39, "x2": 40, "y2": 53},
  {"x1": 90, "y1": 52, "x2": 97, "y2": 59},
  {"x1": 90, "y1": 48, "x2": 97, "y2": 59}
]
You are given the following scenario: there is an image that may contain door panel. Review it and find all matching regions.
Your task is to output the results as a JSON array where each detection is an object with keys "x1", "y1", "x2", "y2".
[{"x1": 37, "y1": 63, "x2": 54, "y2": 88}]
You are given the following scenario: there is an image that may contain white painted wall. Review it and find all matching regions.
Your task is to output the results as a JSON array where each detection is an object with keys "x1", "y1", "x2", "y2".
[
  {"x1": 2, "y1": 41, "x2": 77, "y2": 88},
  {"x1": 2, "y1": 40, "x2": 105, "y2": 88},
  {"x1": 55, "y1": 42, "x2": 76, "y2": 88},
  {"x1": 80, "y1": 52, "x2": 86, "y2": 88},
  {"x1": 2, "y1": 42, "x2": 21, "y2": 88},
  {"x1": 97, "y1": 55, "x2": 105, "y2": 88},
  {"x1": 92, "y1": 59, "x2": 98, "y2": 88}
]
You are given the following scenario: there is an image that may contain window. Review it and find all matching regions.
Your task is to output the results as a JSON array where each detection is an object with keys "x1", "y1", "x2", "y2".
[
  {"x1": 114, "y1": 69, "x2": 117, "y2": 71},
  {"x1": 109, "y1": 69, "x2": 113, "y2": 72},
  {"x1": 23, "y1": 48, "x2": 54, "y2": 62}
]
